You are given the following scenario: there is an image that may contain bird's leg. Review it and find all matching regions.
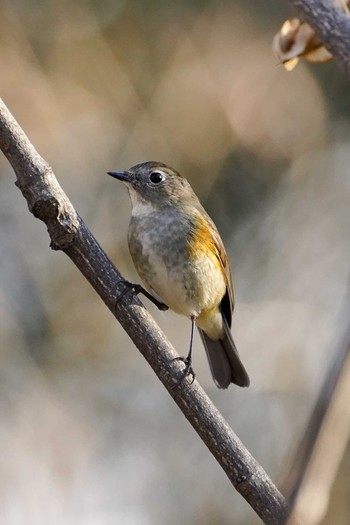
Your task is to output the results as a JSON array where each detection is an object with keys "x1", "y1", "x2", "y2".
[
  {"x1": 115, "y1": 280, "x2": 169, "y2": 311},
  {"x1": 173, "y1": 315, "x2": 196, "y2": 385},
  {"x1": 185, "y1": 315, "x2": 196, "y2": 368},
  {"x1": 135, "y1": 284, "x2": 169, "y2": 311}
]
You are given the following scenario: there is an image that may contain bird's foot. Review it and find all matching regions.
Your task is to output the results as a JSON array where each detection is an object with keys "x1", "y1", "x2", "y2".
[
  {"x1": 172, "y1": 356, "x2": 196, "y2": 387},
  {"x1": 115, "y1": 280, "x2": 168, "y2": 311},
  {"x1": 115, "y1": 280, "x2": 134, "y2": 306}
]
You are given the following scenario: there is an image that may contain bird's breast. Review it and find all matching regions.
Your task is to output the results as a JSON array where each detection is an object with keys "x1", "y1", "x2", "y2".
[{"x1": 128, "y1": 208, "x2": 226, "y2": 318}]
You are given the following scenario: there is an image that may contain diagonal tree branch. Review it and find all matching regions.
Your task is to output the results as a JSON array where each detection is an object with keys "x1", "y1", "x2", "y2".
[
  {"x1": 287, "y1": 0, "x2": 350, "y2": 76},
  {"x1": 0, "y1": 97, "x2": 289, "y2": 524},
  {"x1": 286, "y1": 331, "x2": 350, "y2": 523},
  {"x1": 279, "y1": 1, "x2": 350, "y2": 520}
]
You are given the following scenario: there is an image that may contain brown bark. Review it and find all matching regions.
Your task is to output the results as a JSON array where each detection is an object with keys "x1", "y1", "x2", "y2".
[
  {"x1": 288, "y1": 0, "x2": 350, "y2": 76},
  {"x1": 0, "y1": 97, "x2": 289, "y2": 524}
]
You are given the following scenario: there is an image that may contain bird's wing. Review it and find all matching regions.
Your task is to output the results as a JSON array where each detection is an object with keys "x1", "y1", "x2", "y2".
[
  {"x1": 210, "y1": 225, "x2": 234, "y2": 325},
  {"x1": 192, "y1": 208, "x2": 234, "y2": 326}
]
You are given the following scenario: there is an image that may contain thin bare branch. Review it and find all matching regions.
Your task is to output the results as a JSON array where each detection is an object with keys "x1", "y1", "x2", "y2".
[
  {"x1": 287, "y1": 0, "x2": 350, "y2": 76},
  {"x1": 0, "y1": 98, "x2": 289, "y2": 524},
  {"x1": 288, "y1": 336, "x2": 350, "y2": 523}
]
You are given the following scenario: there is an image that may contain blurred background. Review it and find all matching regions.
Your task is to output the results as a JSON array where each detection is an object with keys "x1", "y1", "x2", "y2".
[{"x1": 0, "y1": 1, "x2": 350, "y2": 524}]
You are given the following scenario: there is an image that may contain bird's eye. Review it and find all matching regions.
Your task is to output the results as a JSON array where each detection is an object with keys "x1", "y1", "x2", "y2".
[{"x1": 149, "y1": 171, "x2": 165, "y2": 184}]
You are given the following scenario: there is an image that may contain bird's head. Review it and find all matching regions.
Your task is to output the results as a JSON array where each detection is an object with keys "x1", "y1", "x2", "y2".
[{"x1": 108, "y1": 161, "x2": 198, "y2": 209}]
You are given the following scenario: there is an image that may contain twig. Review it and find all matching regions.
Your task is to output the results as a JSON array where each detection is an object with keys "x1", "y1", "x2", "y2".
[
  {"x1": 0, "y1": 97, "x2": 289, "y2": 524},
  {"x1": 288, "y1": 336, "x2": 350, "y2": 523},
  {"x1": 287, "y1": 0, "x2": 350, "y2": 76},
  {"x1": 280, "y1": 2, "x2": 350, "y2": 519}
]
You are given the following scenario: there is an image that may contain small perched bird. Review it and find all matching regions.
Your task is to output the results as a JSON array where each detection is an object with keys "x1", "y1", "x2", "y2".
[{"x1": 108, "y1": 162, "x2": 249, "y2": 389}]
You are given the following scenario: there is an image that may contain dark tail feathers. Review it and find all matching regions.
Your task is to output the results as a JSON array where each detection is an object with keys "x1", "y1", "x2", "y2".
[{"x1": 198, "y1": 317, "x2": 250, "y2": 389}]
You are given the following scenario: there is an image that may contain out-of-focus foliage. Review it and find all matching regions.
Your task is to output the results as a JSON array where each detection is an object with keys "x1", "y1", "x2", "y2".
[{"x1": 0, "y1": 1, "x2": 349, "y2": 524}]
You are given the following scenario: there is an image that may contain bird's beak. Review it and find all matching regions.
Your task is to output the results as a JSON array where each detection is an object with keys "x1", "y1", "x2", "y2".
[{"x1": 107, "y1": 171, "x2": 130, "y2": 182}]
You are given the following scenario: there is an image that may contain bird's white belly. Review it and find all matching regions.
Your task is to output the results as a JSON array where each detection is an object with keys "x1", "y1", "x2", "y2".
[
  {"x1": 141, "y1": 247, "x2": 226, "y2": 319},
  {"x1": 128, "y1": 208, "x2": 226, "y2": 319}
]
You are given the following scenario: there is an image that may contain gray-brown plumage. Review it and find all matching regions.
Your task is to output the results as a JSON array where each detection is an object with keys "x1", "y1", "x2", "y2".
[{"x1": 108, "y1": 161, "x2": 249, "y2": 388}]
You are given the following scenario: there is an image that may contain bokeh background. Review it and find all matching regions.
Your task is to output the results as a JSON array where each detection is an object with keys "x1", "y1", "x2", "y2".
[{"x1": 1, "y1": 1, "x2": 350, "y2": 524}]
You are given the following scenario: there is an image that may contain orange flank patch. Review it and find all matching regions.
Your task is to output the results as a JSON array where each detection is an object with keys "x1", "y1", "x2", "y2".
[
  {"x1": 187, "y1": 211, "x2": 235, "y2": 319},
  {"x1": 187, "y1": 213, "x2": 223, "y2": 269}
]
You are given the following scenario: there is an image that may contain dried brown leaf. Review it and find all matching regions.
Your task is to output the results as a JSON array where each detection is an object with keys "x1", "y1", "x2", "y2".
[{"x1": 273, "y1": 0, "x2": 349, "y2": 70}]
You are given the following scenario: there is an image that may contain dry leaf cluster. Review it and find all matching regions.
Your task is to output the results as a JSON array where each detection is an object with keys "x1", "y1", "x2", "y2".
[{"x1": 273, "y1": 0, "x2": 349, "y2": 70}]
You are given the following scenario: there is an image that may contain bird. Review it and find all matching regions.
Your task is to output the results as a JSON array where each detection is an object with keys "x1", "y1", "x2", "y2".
[{"x1": 108, "y1": 161, "x2": 250, "y2": 389}]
